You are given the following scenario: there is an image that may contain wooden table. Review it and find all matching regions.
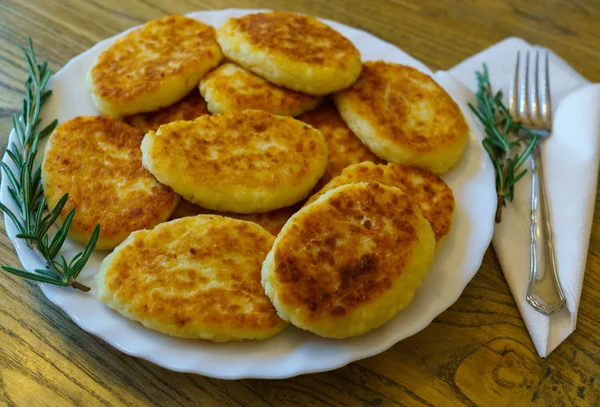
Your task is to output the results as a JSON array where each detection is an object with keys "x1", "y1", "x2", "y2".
[{"x1": 1, "y1": 1, "x2": 599, "y2": 405}]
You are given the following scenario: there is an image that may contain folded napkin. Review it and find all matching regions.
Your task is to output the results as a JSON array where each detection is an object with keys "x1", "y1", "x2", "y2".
[{"x1": 434, "y1": 37, "x2": 600, "y2": 357}]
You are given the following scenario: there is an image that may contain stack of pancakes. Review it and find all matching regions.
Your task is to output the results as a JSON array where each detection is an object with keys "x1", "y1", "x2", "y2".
[{"x1": 42, "y1": 12, "x2": 469, "y2": 341}]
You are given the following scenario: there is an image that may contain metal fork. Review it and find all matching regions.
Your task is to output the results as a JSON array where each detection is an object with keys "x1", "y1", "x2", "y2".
[{"x1": 509, "y1": 50, "x2": 566, "y2": 315}]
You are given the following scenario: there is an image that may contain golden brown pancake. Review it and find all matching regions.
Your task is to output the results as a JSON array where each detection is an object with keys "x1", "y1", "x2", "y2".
[
  {"x1": 298, "y1": 103, "x2": 383, "y2": 190},
  {"x1": 96, "y1": 215, "x2": 287, "y2": 341},
  {"x1": 123, "y1": 91, "x2": 209, "y2": 132},
  {"x1": 171, "y1": 199, "x2": 301, "y2": 236},
  {"x1": 217, "y1": 11, "x2": 362, "y2": 95},
  {"x1": 88, "y1": 15, "x2": 222, "y2": 117},
  {"x1": 199, "y1": 62, "x2": 321, "y2": 116},
  {"x1": 333, "y1": 61, "x2": 469, "y2": 174},
  {"x1": 306, "y1": 162, "x2": 454, "y2": 244},
  {"x1": 141, "y1": 110, "x2": 328, "y2": 214},
  {"x1": 262, "y1": 182, "x2": 436, "y2": 338},
  {"x1": 41, "y1": 116, "x2": 179, "y2": 250}
]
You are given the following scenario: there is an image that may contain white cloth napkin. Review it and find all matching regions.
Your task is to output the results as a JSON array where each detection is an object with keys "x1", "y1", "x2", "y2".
[{"x1": 433, "y1": 37, "x2": 600, "y2": 357}]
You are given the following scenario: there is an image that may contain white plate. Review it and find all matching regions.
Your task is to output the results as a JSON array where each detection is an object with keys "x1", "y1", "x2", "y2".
[{"x1": 1, "y1": 9, "x2": 496, "y2": 379}]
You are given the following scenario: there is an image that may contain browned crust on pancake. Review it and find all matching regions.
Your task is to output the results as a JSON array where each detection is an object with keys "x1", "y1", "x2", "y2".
[
  {"x1": 271, "y1": 182, "x2": 423, "y2": 319},
  {"x1": 42, "y1": 116, "x2": 178, "y2": 246},
  {"x1": 333, "y1": 61, "x2": 469, "y2": 153},
  {"x1": 227, "y1": 11, "x2": 359, "y2": 68},
  {"x1": 90, "y1": 15, "x2": 220, "y2": 104},
  {"x1": 142, "y1": 110, "x2": 328, "y2": 212},
  {"x1": 103, "y1": 216, "x2": 284, "y2": 333}
]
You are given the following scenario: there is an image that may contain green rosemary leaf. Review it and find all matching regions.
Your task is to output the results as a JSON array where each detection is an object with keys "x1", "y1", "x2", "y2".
[
  {"x1": 0, "y1": 203, "x2": 24, "y2": 235},
  {"x1": 15, "y1": 233, "x2": 41, "y2": 241},
  {"x1": 490, "y1": 126, "x2": 510, "y2": 151},
  {"x1": 481, "y1": 140, "x2": 498, "y2": 164},
  {"x1": 24, "y1": 85, "x2": 32, "y2": 116},
  {"x1": 1, "y1": 162, "x2": 19, "y2": 192},
  {"x1": 38, "y1": 193, "x2": 68, "y2": 238},
  {"x1": 515, "y1": 137, "x2": 538, "y2": 169},
  {"x1": 482, "y1": 63, "x2": 490, "y2": 79},
  {"x1": 11, "y1": 115, "x2": 23, "y2": 146},
  {"x1": 31, "y1": 101, "x2": 42, "y2": 131},
  {"x1": 38, "y1": 119, "x2": 58, "y2": 140},
  {"x1": 502, "y1": 115, "x2": 512, "y2": 135},
  {"x1": 506, "y1": 156, "x2": 514, "y2": 171},
  {"x1": 48, "y1": 209, "x2": 76, "y2": 259},
  {"x1": 24, "y1": 95, "x2": 33, "y2": 131},
  {"x1": 30, "y1": 166, "x2": 43, "y2": 203},
  {"x1": 20, "y1": 161, "x2": 30, "y2": 199},
  {"x1": 68, "y1": 252, "x2": 84, "y2": 269},
  {"x1": 21, "y1": 48, "x2": 37, "y2": 86},
  {"x1": 6, "y1": 145, "x2": 22, "y2": 167},
  {"x1": 59, "y1": 255, "x2": 68, "y2": 274},
  {"x1": 33, "y1": 192, "x2": 45, "y2": 211},
  {"x1": 485, "y1": 133, "x2": 510, "y2": 151},
  {"x1": 69, "y1": 225, "x2": 100, "y2": 280},
  {"x1": 28, "y1": 38, "x2": 37, "y2": 65},
  {"x1": 34, "y1": 197, "x2": 46, "y2": 235},
  {"x1": 506, "y1": 168, "x2": 528, "y2": 190},
  {"x1": 39, "y1": 60, "x2": 48, "y2": 76},
  {"x1": 495, "y1": 158, "x2": 505, "y2": 189},
  {"x1": 30, "y1": 266, "x2": 61, "y2": 280},
  {"x1": 40, "y1": 64, "x2": 52, "y2": 84},
  {"x1": 7, "y1": 187, "x2": 21, "y2": 210},
  {"x1": 2, "y1": 266, "x2": 64, "y2": 285},
  {"x1": 506, "y1": 157, "x2": 515, "y2": 199},
  {"x1": 40, "y1": 90, "x2": 53, "y2": 106},
  {"x1": 495, "y1": 90, "x2": 504, "y2": 103},
  {"x1": 468, "y1": 103, "x2": 486, "y2": 124}
]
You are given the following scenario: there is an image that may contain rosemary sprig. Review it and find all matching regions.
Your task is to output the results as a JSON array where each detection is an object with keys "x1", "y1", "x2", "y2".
[
  {"x1": 468, "y1": 64, "x2": 538, "y2": 223},
  {"x1": 0, "y1": 38, "x2": 100, "y2": 292}
]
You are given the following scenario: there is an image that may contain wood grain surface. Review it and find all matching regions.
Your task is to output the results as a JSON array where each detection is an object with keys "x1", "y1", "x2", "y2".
[{"x1": 1, "y1": 0, "x2": 600, "y2": 406}]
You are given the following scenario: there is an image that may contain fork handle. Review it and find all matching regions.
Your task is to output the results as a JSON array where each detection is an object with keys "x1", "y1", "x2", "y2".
[{"x1": 527, "y1": 141, "x2": 566, "y2": 315}]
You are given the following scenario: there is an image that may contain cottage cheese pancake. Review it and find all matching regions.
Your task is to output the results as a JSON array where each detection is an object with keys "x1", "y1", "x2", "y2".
[
  {"x1": 141, "y1": 110, "x2": 328, "y2": 214},
  {"x1": 262, "y1": 182, "x2": 436, "y2": 338},
  {"x1": 298, "y1": 103, "x2": 382, "y2": 190},
  {"x1": 96, "y1": 216, "x2": 287, "y2": 341},
  {"x1": 306, "y1": 162, "x2": 454, "y2": 244},
  {"x1": 199, "y1": 62, "x2": 321, "y2": 116},
  {"x1": 89, "y1": 15, "x2": 222, "y2": 117},
  {"x1": 124, "y1": 91, "x2": 209, "y2": 132},
  {"x1": 171, "y1": 199, "x2": 301, "y2": 236},
  {"x1": 41, "y1": 116, "x2": 179, "y2": 250},
  {"x1": 333, "y1": 61, "x2": 469, "y2": 174},
  {"x1": 217, "y1": 11, "x2": 362, "y2": 95}
]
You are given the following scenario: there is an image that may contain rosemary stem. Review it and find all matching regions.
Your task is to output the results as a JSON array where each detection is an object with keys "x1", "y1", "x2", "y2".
[
  {"x1": 494, "y1": 100, "x2": 508, "y2": 223},
  {"x1": 70, "y1": 280, "x2": 91, "y2": 292},
  {"x1": 495, "y1": 156, "x2": 509, "y2": 222}
]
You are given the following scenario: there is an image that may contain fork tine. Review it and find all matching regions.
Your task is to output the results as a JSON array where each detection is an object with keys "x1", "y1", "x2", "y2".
[
  {"x1": 509, "y1": 51, "x2": 520, "y2": 117},
  {"x1": 530, "y1": 51, "x2": 540, "y2": 125},
  {"x1": 540, "y1": 52, "x2": 552, "y2": 125},
  {"x1": 518, "y1": 51, "x2": 530, "y2": 122}
]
